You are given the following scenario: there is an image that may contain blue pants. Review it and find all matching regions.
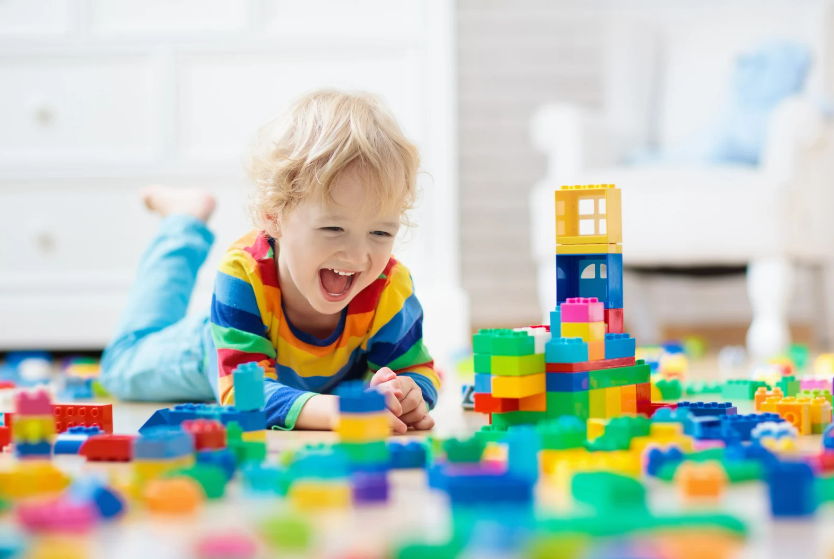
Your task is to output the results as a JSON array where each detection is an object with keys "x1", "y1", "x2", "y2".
[{"x1": 100, "y1": 215, "x2": 217, "y2": 402}]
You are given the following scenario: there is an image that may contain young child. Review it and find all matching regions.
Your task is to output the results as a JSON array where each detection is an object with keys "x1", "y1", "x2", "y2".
[{"x1": 101, "y1": 89, "x2": 439, "y2": 433}]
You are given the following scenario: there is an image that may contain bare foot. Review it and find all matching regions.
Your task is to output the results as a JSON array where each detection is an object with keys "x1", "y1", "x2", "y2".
[{"x1": 140, "y1": 185, "x2": 216, "y2": 223}]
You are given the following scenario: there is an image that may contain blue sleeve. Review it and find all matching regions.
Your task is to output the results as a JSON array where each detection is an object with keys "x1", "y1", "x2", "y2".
[{"x1": 264, "y1": 379, "x2": 316, "y2": 430}]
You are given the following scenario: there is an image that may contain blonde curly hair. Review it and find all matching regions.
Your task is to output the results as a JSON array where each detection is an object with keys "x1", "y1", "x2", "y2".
[{"x1": 247, "y1": 89, "x2": 420, "y2": 238}]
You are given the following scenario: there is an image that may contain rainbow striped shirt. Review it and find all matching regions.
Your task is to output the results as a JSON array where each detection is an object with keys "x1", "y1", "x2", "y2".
[{"x1": 210, "y1": 230, "x2": 439, "y2": 429}]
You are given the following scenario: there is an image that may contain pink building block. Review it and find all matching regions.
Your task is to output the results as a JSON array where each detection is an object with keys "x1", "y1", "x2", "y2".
[
  {"x1": 195, "y1": 533, "x2": 259, "y2": 559},
  {"x1": 800, "y1": 379, "x2": 833, "y2": 391},
  {"x1": 14, "y1": 389, "x2": 53, "y2": 416},
  {"x1": 560, "y1": 297, "x2": 604, "y2": 323},
  {"x1": 16, "y1": 498, "x2": 97, "y2": 533}
]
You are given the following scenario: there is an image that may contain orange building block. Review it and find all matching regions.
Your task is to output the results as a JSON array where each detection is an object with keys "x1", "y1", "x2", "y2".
[
  {"x1": 519, "y1": 392, "x2": 547, "y2": 412},
  {"x1": 776, "y1": 397, "x2": 811, "y2": 435},
  {"x1": 754, "y1": 387, "x2": 784, "y2": 411},
  {"x1": 144, "y1": 478, "x2": 203, "y2": 515},
  {"x1": 588, "y1": 340, "x2": 605, "y2": 361},
  {"x1": 620, "y1": 384, "x2": 637, "y2": 414},
  {"x1": 675, "y1": 461, "x2": 727, "y2": 502}
]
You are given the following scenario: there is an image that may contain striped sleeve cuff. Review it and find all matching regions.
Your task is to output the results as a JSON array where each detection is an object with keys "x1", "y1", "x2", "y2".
[
  {"x1": 399, "y1": 372, "x2": 438, "y2": 410},
  {"x1": 264, "y1": 380, "x2": 315, "y2": 430}
]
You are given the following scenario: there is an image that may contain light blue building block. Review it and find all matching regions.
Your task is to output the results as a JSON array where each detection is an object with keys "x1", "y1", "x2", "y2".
[
  {"x1": 544, "y1": 337, "x2": 588, "y2": 363},
  {"x1": 233, "y1": 362, "x2": 266, "y2": 411},
  {"x1": 604, "y1": 333, "x2": 636, "y2": 360},
  {"x1": 550, "y1": 307, "x2": 562, "y2": 333},
  {"x1": 474, "y1": 373, "x2": 492, "y2": 393}
]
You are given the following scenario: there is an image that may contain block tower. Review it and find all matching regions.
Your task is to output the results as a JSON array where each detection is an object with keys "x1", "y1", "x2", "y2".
[
  {"x1": 472, "y1": 185, "x2": 651, "y2": 426},
  {"x1": 13, "y1": 389, "x2": 56, "y2": 459}
]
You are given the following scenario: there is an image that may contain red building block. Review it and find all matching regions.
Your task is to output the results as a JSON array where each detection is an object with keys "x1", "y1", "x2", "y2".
[
  {"x1": 0, "y1": 426, "x2": 9, "y2": 450},
  {"x1": 474, "y1": 393, "x2": 519, "y2": 414},
  {"x1": 79, "y1": 434, "x2": 134, "y2": 462},
  {"x1": 604, "y1": 308, "x2": 624, "y2": 334},
  {"x1": 181, "y1": 419, "x2": 226, "y2": 450},
  {"x1": 635, "y1": 382, "x2": 653, "y2": 415},
  {"x1": 0, "y1": 381, "x2": 16, "y2": 389},
  {"x1": 53, "y1": 404, "x2": 113, "y2": 434},
  {"x1": 546, "y1": 356, "x2": 636, "y2": 373}
]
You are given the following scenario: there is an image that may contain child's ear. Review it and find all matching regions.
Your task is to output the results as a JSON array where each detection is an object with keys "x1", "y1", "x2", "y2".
[{"x1": 265, "y1": 213, "x2": 281, "y2": 238}]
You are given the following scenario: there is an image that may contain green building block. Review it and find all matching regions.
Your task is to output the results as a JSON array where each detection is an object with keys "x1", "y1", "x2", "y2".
[
  {"x1": 605, "y1": 415, "x2": 650, "y2": 440},
  {"x1": 588, "y1": 362, "x2": 650, "y2": 389},
  {"x1": 536, "y1": 511, "x2": 747, "y2": 538},
  {"x1": 537, "y1": 417, "x2": 587, "y2": 450},
  {"x1": 655, "y1": 378, "x2": 683, "y2": 400},
  {"x1": 776, "y1": 376, "x2": 800, "y2": 397},
  {"x1": 585, "y1": 435, "x2": 630, "y2": 452},
  {"x1": 545, "y1": 392, "x2": 589, "y2": 420},
  {"x1": 571, "y1": 472, "x2": 646, "y2": 511},
  {"x1": 788, "y1": 343, "x2": 810, "y2": 370},
  {"x1": 260, "y1": 514, "x2": 312, "y2": 551},
  {"x1": 800, "y1": 389, "x2": 833, "y2": 406},
  {"x1": 491, "y1": 353, "x2": 545, "y2": 376},
  {"x1": 524, "y1": 534, "x2": 588, "y2": 559},
  {"x1": 721, "y1": 379, "x2": 769, "y2": 401},
  {"x1": 491, "y1": 411, "x2": 548, "y2": 429},
  {"x1": 657, "y1": 458, "x2": 762, "y2": 484},
  {"x1": 230, "y1": 441, "x2": 267, "y2": 465},
  {"x1": 337, "y1": 441, "x2": 388, "y2": 464},
  {"x1": 473, "y1": 354, "x2": 492, "y2": 374},
  {"x1": 684, "y1": 381, "x2": 721, "y2": 396},
  {"x1": 166, "y1": 464, "x2": 227, "y2": 499},
  {"x1": 396, "y1": 540, "x2": 464, "y2": 559},
  {"x1": 474, "y1": 425, "x2": 508, "y2": 443},
  {"x1": 473, "y1": 329, "x2": 534, "y2": 356},
  {"x1": 442, "y1": 437, "x2": 486, "y2": 463}
]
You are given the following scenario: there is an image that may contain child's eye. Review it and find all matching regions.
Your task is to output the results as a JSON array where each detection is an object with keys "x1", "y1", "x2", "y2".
[
  {"x1": 371, "y1": 231, "x2": 393, "y2": 237},
  {"x1": 321, "y1": 227, "x2": 343, "y2": 232}
]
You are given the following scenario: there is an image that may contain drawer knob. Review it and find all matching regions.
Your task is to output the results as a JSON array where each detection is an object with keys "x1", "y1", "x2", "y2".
[{"x1": 35, "y1": 231, "x2": 55, "y2": 253}]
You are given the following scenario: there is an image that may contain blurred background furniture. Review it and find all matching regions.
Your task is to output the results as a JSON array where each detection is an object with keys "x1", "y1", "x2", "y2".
[
  {"x1": 0, "y1": 0, "x2": 467, "y2": 364},
  {"x1": 529, "y1": 1, "x2": 834, "y2": 360}
]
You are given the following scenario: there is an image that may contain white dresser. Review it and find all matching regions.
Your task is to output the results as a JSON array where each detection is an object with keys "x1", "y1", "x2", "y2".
[{"x1": 0, "y1": 0, "x2": 468, "y2": 363}]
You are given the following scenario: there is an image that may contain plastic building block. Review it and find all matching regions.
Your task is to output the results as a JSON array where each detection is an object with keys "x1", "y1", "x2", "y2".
[
  {"x1": 491, "y1": 354, "x2": 545, "y2": 376},
  {"x1": 536, "y1": 416, "x2": 586, "y2": 449},
  {"x1": 492, "y1": 373, "x2": 545, "y2": 399},
  {"x1": 144, "y1": 477, "x2": 204, "y2": 515},
  {"x1": 546, "y1": 356, "x2": 635, "y2": 373},
  {"x1": 554, "y1": 184, "x2": 622, "y2": 245},
  {"x1": 550, "y1": 308, "x2": 561, "y2": 332},
  {"x1": 800, "y1": 388, "x2": 833, "y2": 406},
  {"x1": 587, "y1": 340, "x2": 605, "y2": 361},
  {"x1": 166, "y1": 464, "x2": 227, "y2": 500},
  {"x1": 690, "y1": 416, "x2": 724, "y2": 440},
  {"x1": 491, "y1": 411, "x2": 547, "y2": 429},
  {"x1": 259, "y1": 514, "x2": 312, "y2": 552},
  {"x1": 754, "y1": 386, "x2": 784, "y2": 411},
  {"x1": 545, "y1": 392, "x2": 589, "y2": 419},
  {"x1": 337, "y1": 441, "x2": 388, "y2": 467},
  {"x1": 555, "y1": 253, "x2": 623, "y2": 309},
  {"x1": 16, "y1": 497, "x2": 97, "y2": 533},
  {"x1": 604, "y1": 308, "x2": 624, "y2": 334},
  {"x1": 473, "y1": 393, "x2": 518, "y2": 414},
  {"x1": 562, "y1": 321, "x2": 606, "y2": 343},
  {"x1": 604, "y1": 386, "x2": 622, "y2": 418},
  {"x1": 675, "y1": 461, "x2": 727, "y2": 502},
  {"x1": 69, "y1": 477, "x2": 125, "y2": 520},
  {"x1": 620, "y1": 383, "x2": 637, "y2": 414},
  {"x1": 352, "y1": 472, "x2": 389, "y2": 503},
  {"x1": 12, "y1": 415, "x2": 55, "y2": 443},
  {"x1": 810, "y1": 397, "x2": 833, "y2": 434},
  {"x1": 443, "y1": 470, "x2": 533, "y2": 506},
  {"x1": 685, "y1": 381, "x2": 722, "y2": 396},
  {"x1": 139, "y1": 408, "x2": 172, "y2": 433},
  {"x1": 545, "y1": 371, "x2": 589, "y2": 392},
  {"x1": 473, "y1": 373, "x2": 492, "y2": 393},
  {"x1": 721, "y1": 380, "x2": 769, "y2": 401},
  {"x1": 588, "y1": 361, "x2": 651, "y2": 389},
  {"x1": 0, "y1": 426, "x2": 9, "y2": 450},
  {"x1": 14, "y1": 389, "x2": 52, "y2": 415},
  {"x1": 654, "y1": 379, "x2": 683, "y2": 400},
  {"x1": 197, "y1": 449, "x2": 237, "y2": 481},
  {"x1": 336, "y1": 381, "x2": 385, "y2": 414},
  {"x1": 545, "y1": 337, "x2": 588, "y2": 363},
  {"x1": 519, "y1": 392, "x2": 547, "y2": 412},
  {"x1": 53, "y1": 403, "x2": 113, "y2": 434},
  {"x1": 232, "y1": 363, "x2": 265, "y2": 412},
  {"x1": 571, "y1": 472, "x2": 646, "y2": 511},
  {"x1": 556, "y1": 242, "x2": 623, "y2": 255},
  {"x1": 0, "y1": 461, "x2": 70, "y2": 500},
  {"x1": 604, "y1": 333, "x2": 636, "y2": 360},
  {"x1": 337, "y1": 413, "x2": 388, "y2": 441},
  {"x1": 181, "y1": 419, "x2": 226, "y2": 450},
  {"x1": 54, "y1": 425, "x2": 103, "y2": 455},
  {"x1": 512, "y1": 325, "x2": 551, "y2": 354},
  {"x1": 15, "y1": 441, "x2": 52, "y2": 459},
  {"x1": 289, "y1": 480, "x2": 351, "y2": 510},
  {"x1": 646, "y1": 447, "x2": 685, "y2": 477},
  {"x1": 219, "y1": 407, "x2": 266, "y2": 432},
  {"x1": 388, "y1": 441, "x2": 427, "y2": 469},
  {"x1": 79, "y1": 434, "x2": 134, "y2": 462},
  {"x1": 766, "y1": 461, "x2": 817, "y2": 517},
  {"x1": 560, "y1": 297, "x2": 604, "y2": 323},
  {"x1": 134, "y1": 426, "x2": 194, "y2": 460},
  {"x1": 472, "y1": 329, "x2": 534, "y2": 356},
  {"x1": 194, "y1": 532, "x2": 258, "y2": 559},
  {"x1": 776, "y1": 375, "x2": 801, "y2": 398},
  {"x1": 442, "y1": 437, "x2": 486, "y2": 463},
  {"x1": 676, "y1": 402, "x2": 737, "y2": 417},
  {"x1": 473, "y1": 354, "x2": 491, "y2": 374},
  {"x1": 589, "y1": 388, "x2": 605, "y2": 418},
  {"x1": 720, "y1": 413, "x2": 783, "y2": 442}
]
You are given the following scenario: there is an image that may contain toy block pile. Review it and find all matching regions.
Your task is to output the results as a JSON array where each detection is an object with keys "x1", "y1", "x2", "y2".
[
  {"x1": 13, "y1": 389, "x2": 55, "y2": 459},
  {"x1": 754, "y1": 386, "x2": 833, "y2": 435}
]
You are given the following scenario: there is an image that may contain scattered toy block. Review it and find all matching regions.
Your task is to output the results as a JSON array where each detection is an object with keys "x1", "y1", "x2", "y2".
[
  {"x1": 232, "y1": 363, "x2": 265, "y2": 412},
  {"x1": 766, "y1": 461, "x2": 816, "y2": 517},
  {"x1": 562, "y1": 321, "x2": 606, "y2": 343},
  {"x1": 53, "y1": 403, "x2": 113, "y2": 434},
  {"x1": 181, "y1": 419, "x2": 226, "y2": 451},
  {"x1": 561, "y1": 297, "x2": 604, "y2": 323},
  {"x1": 604, "y1": 308, "x2": 624, "y2": 334},
  {"x1": 79, "y1": 434, "x2": 134, "y2": 462},
  {"x1": 604, "y1": 333, "x2": 636, "y2": 360},
  {"x1": 675, "y1": 461, "x2": 727, "y2": 502},
  {"x1": 490, "y1": 354, "x2": 545, "y2": 376},
  {"x1": 492, "y1": 374, "x2": 546, "y2": 399}
]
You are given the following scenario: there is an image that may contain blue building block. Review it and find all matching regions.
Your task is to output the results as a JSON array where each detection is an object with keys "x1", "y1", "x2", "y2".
[
  {"x1": 388, "y1": 440, "x2": 427, "y2": 469},
  {"x1": 721, "y1": 413, "x2": 784, "y2": 442},
  {"x1": 139, "y1": 408, "x2": 172, "y2": 433},
  {"x1": 676, "y1": 401, "x2": 737, "y2": 417},
  {"x1": 766, "y1": 461, "x2": 817, "y2": 517},
  {"x1": 70, "y1": 477, "x2": 125, "y2": 520},
  {"x1": 443, "y1": 471, "x2": 534, "y2": 506},
  {"x1": 604, "y1": 333, "x2": 636, "y2": 360},
  {"x1": 645, "y1": 447, "x2": 684, "y2": 477},
  {"x1": 54, "y1": 426, "x2": 103, "y2": 455},
  {"x1": 220, "y1": 407, "x2": 266, "y2": 431},
  {"x1": 336, "y1": 381, "x2": 385, "y2": 413},
  {"x1": 545, "y1": 371, "x2": 589, "y2": 392},
  {"x1": 474, "y1": 373, "x2": 492, "y2": 393},
  {"x1": 550, "y1": 308, "x2": 561, "y2": 332},
  {"x1": 232, "y1": 362, "x2": 265, "y2": 412},
  {"x1": 690, "y1": 416, "x2": 725, "y2": 440},
  {"x1": 167, "y1": 403, "x2": 202, "y2": 424},
  {"x1": 555, "y1": 253, "x2": 623, "y2": 309},
  {"x1": 61, "y1": 376, "x2": 94, "y2": 400},
  {"x1": 544, "y1": 337, "x2": 588, "y2": 364},
  {"x1": 197, "y1": 449, "x2": 238, "y2": 481},
  {"x1": 240, "y1": 463, "x2": 285, "y2": 495},
  {"x1": 15, "y1": 441, "x2": 51, "y2": 458},
  {"x1": 824, "y1": 423, "x2": 834, "y2": 450},
  {"x1": 134, "y1": 426, "x2": 194, "y2": 459},
  {"x1": 650, "y1": 407, "x2": 694, "y2": 434},
  {"x1": 725, "y1": 442, "x2": 778, "y2": 466},
  {"x1": 507, "y1": 427, "x2": 540, "y2": 483},
  {"x1": 289, "y1": 447, "x2": 350, "y2": 479}
]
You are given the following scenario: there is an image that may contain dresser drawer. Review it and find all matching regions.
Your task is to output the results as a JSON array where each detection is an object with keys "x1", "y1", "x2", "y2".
[{"x1": 0, "y1": 55, "x2": 159, "y2": 169}]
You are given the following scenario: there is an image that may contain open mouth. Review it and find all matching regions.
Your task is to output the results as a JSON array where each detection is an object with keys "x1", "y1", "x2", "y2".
[{"x1": 319, "y1": 268, "x2": 358, "y2": 302}]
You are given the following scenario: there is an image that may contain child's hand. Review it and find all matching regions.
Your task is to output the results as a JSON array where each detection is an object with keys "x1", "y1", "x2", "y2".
[
  {"x1": 370, "y1": 368, "x2": 435, "y2": 431},
  {"x1": 369, "y1": 368, "x2": 407, "y2": 434}
]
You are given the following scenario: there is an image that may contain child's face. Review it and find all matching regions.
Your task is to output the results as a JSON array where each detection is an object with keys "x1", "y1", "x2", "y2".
[{"x1": 275, "y1": 164, "x2": 402, "y2": 316}]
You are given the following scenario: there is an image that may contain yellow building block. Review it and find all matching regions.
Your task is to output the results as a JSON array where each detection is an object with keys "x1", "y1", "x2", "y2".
[
  {"x1": 604, "y1": 386, "x2": 622, "y2": 418},
  {"x1": 242, "y1": 430, "x2": 267, "y2": 442},
  {"x1": 12, "y1": 415, "x2": 55, "y2": 444},
  {"x1": 621, "y1": 384, "x2": 637, "y2": 414},
  {"x1": 540, "y1": 448, "x2": 590, "y2": 475},
  {"x1": 586, "y1": 418, "x2": 606, "y2": 440},
  {"x1": 556, "y1": 243, "x2": 622, "y2": 255},
  {"x1": 776, "y1": 397, "x2": 811, "y2": 435},
  {"x1": 519, "y1": 392, "x2": 547, "y2": 412},
  {"x1": 561, "y1": 322, "x2": 605, "y2": 343},
  {"x1": 336, "y1": 413, "x2": 389, "y2": 441},
  {"x1": 0, "y1": 462, "x2": 70, "y2": 500},
  {"x1": 589, "y1": 389, "x2": 606, "y2": 418},
  {"x1": 555, "y1": 184, "x2": 622, "y2": 245},
  {"x1": 133, "y1": 456, "x2": 195, "y2": 492},
  {"x1": 289, "y1": 480, "x2": 351, "y2": 510},
  {"x1": 492, "y1": 373, "x2": 545, "y2": 399},
  {"x1": 811, "y1": 396, "x2": 833, "y2": 427}
]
